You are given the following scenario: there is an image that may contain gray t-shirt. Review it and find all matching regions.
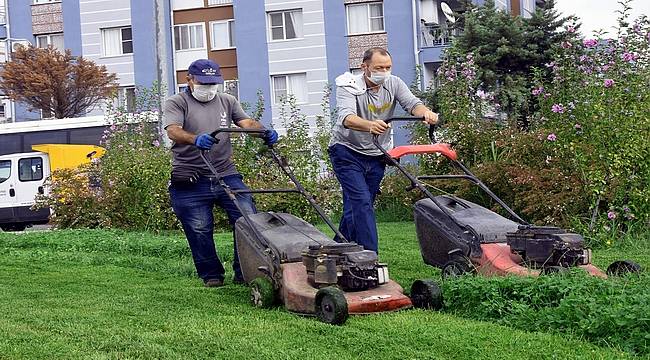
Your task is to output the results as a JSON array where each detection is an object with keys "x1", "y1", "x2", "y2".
[
  {"x1": 330, "y1": 73, "x2": 423, "y2": 156},
  {"x1": 163, "y1": 91, "x2": 250, "y2": 177}
]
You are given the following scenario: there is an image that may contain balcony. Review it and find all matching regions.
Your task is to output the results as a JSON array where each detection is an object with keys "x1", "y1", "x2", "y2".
[
  {"x1": 420, "y1": 23, "x2": 462, "y2": 48},
  {"x1": 207, "y1": 0, "x2": 233, "y2": 6}
]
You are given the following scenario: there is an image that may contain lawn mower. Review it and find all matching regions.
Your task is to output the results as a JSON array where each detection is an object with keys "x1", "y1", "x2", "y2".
[
  {"x1": 199, "y1": 128, "x2": 442, "y2": 325},
  {"x1": 373, "y1": 117, "x2": 641, "y2": 279}
]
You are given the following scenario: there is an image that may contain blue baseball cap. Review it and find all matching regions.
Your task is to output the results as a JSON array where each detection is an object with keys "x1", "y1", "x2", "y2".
[{"x1": 188, "y1": 59, "x2": 224, "y2": 84}]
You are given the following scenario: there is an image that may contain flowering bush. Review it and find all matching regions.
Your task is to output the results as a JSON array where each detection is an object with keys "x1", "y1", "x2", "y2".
[
  {"x1": 533, "y1": 3, "x2": 650, "y2": 240},
  {"x1": 419, "y1": 0, "x2": 648, "y2": 244},
  {"x1": 36, "y1": 105, "x2": 177, "y2": 231}
]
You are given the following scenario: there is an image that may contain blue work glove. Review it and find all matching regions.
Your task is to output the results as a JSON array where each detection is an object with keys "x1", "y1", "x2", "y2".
[
  {"x1": 263, "y1": 129, "x2": 279, "y2": 146},
  {"x1": 194, "y1": 133, "x2": 217, "y2": 150}
]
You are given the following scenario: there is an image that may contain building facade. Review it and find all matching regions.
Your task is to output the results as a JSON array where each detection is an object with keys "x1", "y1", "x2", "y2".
[
  {"x1": 0, "y1": 0, "x2": 543, "y2": 124},
  {"x1": 1, "y1": 0, "x2": 174, "y2": 122}
]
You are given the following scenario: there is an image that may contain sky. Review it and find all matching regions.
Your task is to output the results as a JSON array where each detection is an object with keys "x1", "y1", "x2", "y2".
[{"x1": 554, "y1": 0, "x2": 650, "y2": 37}]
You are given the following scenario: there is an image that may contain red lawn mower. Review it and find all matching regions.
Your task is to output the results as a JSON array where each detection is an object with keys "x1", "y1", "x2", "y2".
[
  {"x1": 200, "y1": 128, "x2": 442, "y2": 325},
  {"x1": 374, "y1": 117, "x2": 641, "y2": 279}
]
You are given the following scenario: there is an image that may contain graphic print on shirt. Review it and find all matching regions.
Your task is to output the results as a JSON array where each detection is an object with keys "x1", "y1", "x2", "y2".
[{"x1": 367, "y1": 102, "x2": 392, "y2": 115}]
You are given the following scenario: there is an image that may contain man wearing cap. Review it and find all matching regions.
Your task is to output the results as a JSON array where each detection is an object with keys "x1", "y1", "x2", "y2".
[
  {"x1": 163, "y1": 59, "x2": 279, "y2": 287},
  {"x1": 329, "y1": 47, "x2": 438, "y2": 254}
]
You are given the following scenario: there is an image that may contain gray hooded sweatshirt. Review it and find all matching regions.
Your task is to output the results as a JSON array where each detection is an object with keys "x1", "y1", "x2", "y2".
[{"x1": 329, "y1": 72, "x2": 423, "y2": 156}]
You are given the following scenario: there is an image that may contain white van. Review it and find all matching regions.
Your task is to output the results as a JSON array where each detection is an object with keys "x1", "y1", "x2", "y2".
[{"x1": 0, "y1": 144, "x2": 105, "y2": 231}]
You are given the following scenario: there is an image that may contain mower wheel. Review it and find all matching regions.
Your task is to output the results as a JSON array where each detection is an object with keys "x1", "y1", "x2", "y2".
[
  {"x1": 541, "y1": 266, "x2": 569, "y2": 275},
  {"x1": 442, "y1": 255, "x2": 474, "y2": 279},
  {"x1": 250, "y1": 277, "x2": 277, "y2": 308},
  {"x1": 410, "y1": 279, "x2": 443, "y2": 310},
  {"x1": 315, "y1": 287, "x2": 348, "y2": 325},
  {"x1": 607, "y1": 260, "x2": 642, "y2": 276}
]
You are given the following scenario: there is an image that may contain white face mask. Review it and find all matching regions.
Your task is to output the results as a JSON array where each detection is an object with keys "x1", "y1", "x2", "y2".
[
  {"x1": 192, "y1": 84, "x2": 219, "y2": 102},
  {"x1": 368, "y1": 70, "x2": 391, "y2": 85}
]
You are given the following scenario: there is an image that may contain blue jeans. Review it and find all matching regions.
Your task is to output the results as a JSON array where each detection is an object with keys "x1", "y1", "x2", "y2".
[
  {"x1": 169, "y1": 174, "x2": 256, "y2": 282},
  {"x1": 328, "y1": 144, "x2": 386, "y2": 253}
]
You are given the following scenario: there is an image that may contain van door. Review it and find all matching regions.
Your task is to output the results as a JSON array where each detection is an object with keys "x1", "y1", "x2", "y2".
[
  {"x1": 0, "y1": 158, "x2": 16, "y2": 222},
  {"x1": 15, "y1": 155, "x2": 49, "y2": 207}
]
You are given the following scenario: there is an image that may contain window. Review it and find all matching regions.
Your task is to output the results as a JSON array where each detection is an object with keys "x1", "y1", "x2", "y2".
[
  {"x1": 41, "y1": 108, "x2": 53, "y2": 119},
  {"x1": 521, "y1": 0, "x2": 535, "y2": 18},
  {"x1": 18, "y1": 158, "x2": 43, "y2": 182},
  {"x1": 36, "y1": 33, "x2": 64, "y2": 52},
  {"x1": 116, "y1": 87, "x2": 136, "y2": 112},
  {"x1": 219, "y1": 80, "x2": 239, "y2": 100},
  {"x1": 0, "y1": 160, "x2": 10, "y2": 184},
  {"x1": 0, "y1": 104, "x2": 5, "y2": 118},
  {"x1": 269, "y1": 10, "x2": 303, "y2": 41},
  {"x1": 494, "y1": 0, "x2": 508, "y2": 11},
  {"x1": 174, "y1": 23, "x2": 205, "y2": 51},
  {"x1": 177, "y1": 84, "x2": 189, "y2": 94},
  {"x1": 208, "y1": 0, "x2": 233, "y2": 6},
  {"x1": 0, "y1": 3, "x2": 5, "y2": 24},
  {"x1": 210, "y1": 20, "x2": 235, "y2": 50},
  {"x1": 271, "y1": 73, "x2": 307, "y2": 104},
  {"x1": 347, "y1": 2, "x2": 384, "y2": 35},
  {"x1": 101, "y1": 27, "x2": 132, "y2": 56}
]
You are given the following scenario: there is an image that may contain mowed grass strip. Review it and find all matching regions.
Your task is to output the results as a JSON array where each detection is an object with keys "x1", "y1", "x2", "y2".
[{"x1": 0, "y1": 223, "x2": 645, "y2": 359}]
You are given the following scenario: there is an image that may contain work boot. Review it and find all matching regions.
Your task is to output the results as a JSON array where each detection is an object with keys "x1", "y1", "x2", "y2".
[{"x1": 204, "y1": 279, "x2": 224, "y2": 288}]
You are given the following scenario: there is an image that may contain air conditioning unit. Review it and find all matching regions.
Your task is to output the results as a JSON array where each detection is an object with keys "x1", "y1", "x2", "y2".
[{"x1": 11, "y1": 40, "x2": 31, "y2": 52}]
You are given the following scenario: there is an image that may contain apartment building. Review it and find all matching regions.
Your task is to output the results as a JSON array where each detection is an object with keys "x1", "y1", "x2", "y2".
[
  {"x1": 171, "y1": 0, "x2": 238, "y2": 98},
  {"x1": 1, "y1": 0, "x2": 173, "y2": 122},
  {"x1": 0, "y1": 0, "x2": 544, "y2": 124}
]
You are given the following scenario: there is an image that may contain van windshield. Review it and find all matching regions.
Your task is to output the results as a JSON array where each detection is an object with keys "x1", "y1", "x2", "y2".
[{"x1": 0, "y1": 160, "x2": 10, "y2": 184}]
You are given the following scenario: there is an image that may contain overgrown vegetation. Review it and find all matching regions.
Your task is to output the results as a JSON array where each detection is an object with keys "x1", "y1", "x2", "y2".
[
  {"x1": 0, "y1": 223, "x2": 646, "y2": 358},
  {"x1": 442, "y1": 271, "x2": 650, "y2": 355},
  {"x1": 423, "y1": 0, "x2": 649, "y2": 246}
]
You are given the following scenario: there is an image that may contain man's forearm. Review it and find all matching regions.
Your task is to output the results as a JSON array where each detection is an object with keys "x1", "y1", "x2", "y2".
[
  {"x1": 411, "y1": 104, "x2": 430, "y2": 117},
  {"x1": 166, "y1": 125, "x2": 197, "y2": 145},
  {"x1": 342, "y1": 115, "x2": 372, "y2": 132}
]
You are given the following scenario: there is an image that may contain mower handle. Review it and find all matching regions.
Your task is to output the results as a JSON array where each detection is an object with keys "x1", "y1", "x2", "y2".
[
  {"x1": 372, "y1": 116, "x2": 441, "y2": 144},
  {"x1": 209, "y1": 127, "x2": 266, "y2": 138}
]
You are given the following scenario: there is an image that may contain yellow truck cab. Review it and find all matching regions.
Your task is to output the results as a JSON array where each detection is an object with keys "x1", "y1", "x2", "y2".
[{"x1": 0, "y1": 144, "x2": 105, "y2": 231}]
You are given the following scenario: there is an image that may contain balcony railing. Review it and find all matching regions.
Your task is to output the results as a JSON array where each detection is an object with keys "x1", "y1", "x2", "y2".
[
  {"x1": 207, "y1": 0, "x2": 233, "y2": 6},
  {"x1": 420, "y1": 23, "x2": 462, "y2": 48}
]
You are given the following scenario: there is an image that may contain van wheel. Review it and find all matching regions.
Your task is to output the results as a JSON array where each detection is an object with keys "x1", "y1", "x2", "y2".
[{"x1": 1, "y1": 224, "x2": 27, "y2": 232}]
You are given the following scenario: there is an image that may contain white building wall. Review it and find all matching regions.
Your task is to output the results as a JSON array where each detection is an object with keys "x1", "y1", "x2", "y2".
[{"x1": 265, "y1": 0, "x2": 328, "y2": 130}]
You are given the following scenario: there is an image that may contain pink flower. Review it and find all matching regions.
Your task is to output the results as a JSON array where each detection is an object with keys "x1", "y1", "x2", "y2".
[
  {"x1": 601, "y1": 64, "x2": 610, "y2": 72},
  {"x1": 607, "y1": 211, "x2": 616, "y2": 220},
  {"x1": 574, "y1": 123, "x2": 581, "y2": 130},
  {"x1": 622, "y1": 52, "x2": 637, "y2": 62},
  {"x1": 583, "y1": 39, "x2": 598, "y2": 48},
  {"x1": 567, "y1": 26, "x2": 576, "y2": 33},
  {"x1": 561, "y1": 41, "x2": 572, "y2": 49},
  {"x1": 547, "y1": 133, "x2": 557, "y2": 141},
  {"x1": 604, "y1": 79, "x2": 614, "y2": 88},
  {"x1": 531, "y1": 86, "x2": 544, "y2": 96},
  {"x1": 551, "y1": 104, "x2": 565, "y2": 113},
  {"x1": 152, "y1": 140, "x2": 160, "y2": 147}
]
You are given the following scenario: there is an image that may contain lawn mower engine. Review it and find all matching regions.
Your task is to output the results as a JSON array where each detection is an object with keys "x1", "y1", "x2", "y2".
[
  {"x1": 302, "y1": 243, "x2": 389, "y2": 292},
  {"x1": 506, "y1": 226, "x2": 592, "y2": 267}
]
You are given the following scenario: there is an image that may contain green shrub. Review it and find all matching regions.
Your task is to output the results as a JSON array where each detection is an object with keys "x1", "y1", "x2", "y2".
[{"x1": 442, "y1": 273, "x2": 650, "y2": 355}]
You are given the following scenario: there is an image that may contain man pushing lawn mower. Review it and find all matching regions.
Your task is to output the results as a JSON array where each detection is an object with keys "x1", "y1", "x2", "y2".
[
  {"x1": 163, "y1": 59, "x2": 278, "y2": 288},
  {"x1": 329, "y1": 47, "x2": 439, "y2": 253}
]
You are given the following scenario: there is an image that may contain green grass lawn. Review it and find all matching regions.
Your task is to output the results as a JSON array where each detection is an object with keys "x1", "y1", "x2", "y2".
[{"x1": 0, "y1": 223, "x2": 647, "y2": 359}]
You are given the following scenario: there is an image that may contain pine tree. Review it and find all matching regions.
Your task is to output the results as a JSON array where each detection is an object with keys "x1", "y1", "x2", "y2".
[{"x1": 447, "y1": 0, "x2": 578, "y2": 125}]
